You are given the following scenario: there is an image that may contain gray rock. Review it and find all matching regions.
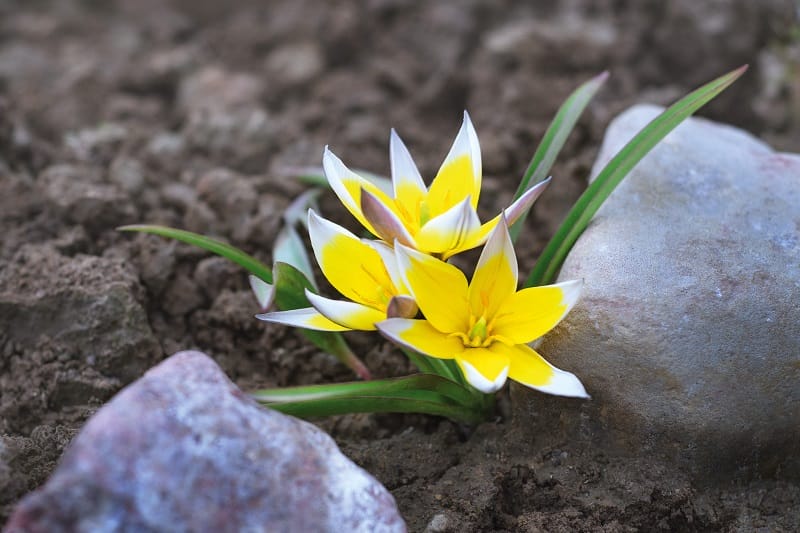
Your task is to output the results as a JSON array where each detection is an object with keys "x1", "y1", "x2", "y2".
[
  {"x1": 4, "y1": 351, "x2": 406, "y2": 533},
  {"x1": 513, "y1": 105, "x2": 800, "y2": 480}
]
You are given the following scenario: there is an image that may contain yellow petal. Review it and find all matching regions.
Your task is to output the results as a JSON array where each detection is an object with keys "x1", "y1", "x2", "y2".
[
  {"x1": 442, "y1": 178, "x2": 552, "y2": 259},
  {"x1": 308, "y1": 210, "x2": 397, "y2": 308},
  {"x1": 255, "y1": 308, "x2": 350, "y2": 331},
  {"x1": 390, "y1": 129, "x2": 427, "y2": 227},
  {"x1": 323, "y1": 147, "x2": 399, "y2": 237},
  {"x1": 306, "y1": 291, "x2": 385, "y2": 331},
  {"x1": 361, "y1": 187, "x2": 416, "y2": 247},
  {"x1": 376, "y1": 318, "x2": 463, "y2": 359},
  {"x1": 394, "y1": 243, "x2": 470, "y2": 334},
  {"x1": 506, "y1": 344, "x2": 588, "y2": 398},
  {"x1": 468, "y1": 217, "x2": 517, "y2": 319},
  {"x1": 415, "y1": 197, "x2": 480, "y2": 255},
  {"x1": 441, "y1": 217, "x2": 498, "y2": 259},
  {"x1": 492, "y1": 280, "x2": 582, "y2": 344},
  {"x1": 426, "y1": 111, "x2": 482, "y2": 216},
  {"x1": 455, "y1": 346, "x2": 510, "y2": 393},
  {"x1": 364, "y1": 239, "x2": 409, "y2": 294}
]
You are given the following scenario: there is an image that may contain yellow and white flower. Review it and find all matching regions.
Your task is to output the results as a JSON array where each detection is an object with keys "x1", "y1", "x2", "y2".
[
  {"x1": 376, "y1": 217, "x2": 587, "y2": 396},
  {"x1": 324, "y1": 112, "x2": 550, "y2": 259},
  {"x1": 256, "y1": 210, "x2": 415, "y2": 332}
]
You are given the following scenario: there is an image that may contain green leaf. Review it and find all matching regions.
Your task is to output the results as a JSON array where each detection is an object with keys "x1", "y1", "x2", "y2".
[
  {"x1": 509, "y1": 71, "x2": 609, "y2": 242},
  {"x1": 253, "y1": 373, "x2": 473, "y2": 405},
  {"x1": 267, "y1": 395, "x2": 485, "y2": 424},
  {"x1": 525, "y1": 65, "x2": 748, "y2": 287},
  {"x1": 119, "y1": 225, "x2": 274, "y2": 283},
  {"x1": 118, "y1": 225, "x2": 370, "y2": 379},
  {"x1": 253, "y1": 373, "x2": 491, "y2": 424},
  {"x1": 401, "y1": 348, "x2": 465, "y2": 385},
  {"x1": 273, "y1": 226, "x2": 317, "y2": 289}
]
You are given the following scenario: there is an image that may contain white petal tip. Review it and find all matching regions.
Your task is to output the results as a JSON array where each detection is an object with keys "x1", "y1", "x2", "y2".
[
  {"x1": 559, "y1": 279, "x2": 583, "y2": 308},
  {"x1": 460, "y1": 359, "x2": 509, "y2": 394},
  {"x1": 529, "y1": 369, "x2": 589, "y2": 399},
  {"x1": 248, "y1": 275, "x2": 274, "y2": 311}
]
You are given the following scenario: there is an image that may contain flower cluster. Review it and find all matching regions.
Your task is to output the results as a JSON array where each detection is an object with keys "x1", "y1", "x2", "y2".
[{"x1": 258, "y1": 113, "x2": 586, "y2": 397}]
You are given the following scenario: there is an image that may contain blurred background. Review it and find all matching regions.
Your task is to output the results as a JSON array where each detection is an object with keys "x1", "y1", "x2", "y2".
[{"x1": 0, "y1": 0, "x2": 799, "y2": 525}]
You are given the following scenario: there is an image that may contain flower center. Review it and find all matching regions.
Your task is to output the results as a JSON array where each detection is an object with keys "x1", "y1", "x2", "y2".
[
  {"x1": 418, "y1": 201, "x2": 431, "y2": 226},
  {"x1": 464, "y1": 315, "x2": 492, "y2": 348}
]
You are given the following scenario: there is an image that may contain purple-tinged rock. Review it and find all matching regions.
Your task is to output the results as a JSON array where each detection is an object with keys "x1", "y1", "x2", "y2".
[{"x1": 4, "y1": 351, "x2": 406, "y2": 533}]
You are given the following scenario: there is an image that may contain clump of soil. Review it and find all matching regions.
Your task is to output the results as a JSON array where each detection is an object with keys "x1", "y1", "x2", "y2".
[{"x1": 2, "y1": 0, "x2": 799, "y2": 530}]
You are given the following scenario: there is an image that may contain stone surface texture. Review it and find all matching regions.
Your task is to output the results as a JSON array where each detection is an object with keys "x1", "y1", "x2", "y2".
[
  {"x1": 4, "y1": 351, "x2": 405, "y2": 533},
  {"x1": 513, "y1": 105, "x2": 800, "y2": 479}
]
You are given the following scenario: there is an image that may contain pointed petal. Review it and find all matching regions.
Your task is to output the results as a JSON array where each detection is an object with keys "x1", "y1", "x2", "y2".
[
  {"x1": 308, "y1": 210, "x2": 397, "y2": 308},
  {"x1": 364, "y1": 239, "x2": 408, "y2": 293},
  {"x1": 361, "y1": 187, "x2": 416, "y2": 247},
  {"x1": 469, "y1": 217, "x2": 517, "y2": 319},
  {"x1": 386, "y1": 295, "x2": 418, "y2": 319},
  {"x1": 426, "y1": 111, "x2": 482, "y2": 215},
  {"x1": 492, "y1": 279, "x2": 582, "y2": 344},
  {"x1": 306, "y1": 291, "x2": 384, "y2": 331},
  {"x1": 506, "y1": 343, "x2": 588, "y2": 398},
  {"x1": 323, "y1": 147, "x2": 395, "y2": 236},
  {"x1": 395, "y1": 243, "x2": 470, "y2": 334},
  {"x1": 415, "y1": 196, "x2": 481, "y2": 255},
  {"x1": 256, "y1": 307, "x2": 350, "y2": 331},
  {"x1": 249, "y1": 275, "x2": 275, "y2": 312},
  {"x1": 376, "y1": 318, "x2": 463, "y2": 360},
  {"x1": 504, "y1": 176, "x2": 551, "y2": 225},
  {"x1": 455, "y1": 347, "x2": 509, "y2": 393},
  {"x1": 443, "y1": 178, "x2": 553, "y2": 259},
  {"x1": 283, "y1": 188, "x2": 322, "y2": 227},
  {"x1": 273, "y1": 225, "x2": 316, "y2": 288},
  {"x1": 390, "y1": 129, "x2": 426, "y2": 216},
  {"x1": 443, "y1": 218, "x2": 497, "y2": 259}
]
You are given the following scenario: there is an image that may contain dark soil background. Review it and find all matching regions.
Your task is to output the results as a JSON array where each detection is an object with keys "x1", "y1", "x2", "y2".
[{"x1": 1, "y1": 1, "x2": 799, "y2": 531}]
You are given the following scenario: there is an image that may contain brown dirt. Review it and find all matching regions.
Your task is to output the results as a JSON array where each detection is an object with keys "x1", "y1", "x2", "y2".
[{"x1": 1, "y1": 0, "x2": 799, "y2": 531}]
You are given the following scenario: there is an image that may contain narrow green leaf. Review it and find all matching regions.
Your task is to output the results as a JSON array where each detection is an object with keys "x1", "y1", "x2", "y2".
[
  {"x1": 401, "y1": 348, "x2": 464, "y2": 385},
  {"x1": 525, "y1": 65, "x2": 747, "y2": 287},
  {"x1": 118, "y1": 226, "x2": 369, "y2": 379},
  {"x1": 252, "y1": 373, "x2": 476, "y2": 406},
  {"x1": 253, "y1": 374, "x2": 490, "y2": 423},
  {"x1": 119, "y1": 225, "x2": 273, "y2": 283},
  {"x1": 266, "y1": 395, "x2": 486, "y2": 424},
  {"x1": 509, "y1": 71, "x2": 609, "y2": 242},
  {"x1": 271, "y1": 262, "x2": 372, "y2": 380},
  {"x1": 273, "y1": 226, "x2": 317, "y2": 289}
]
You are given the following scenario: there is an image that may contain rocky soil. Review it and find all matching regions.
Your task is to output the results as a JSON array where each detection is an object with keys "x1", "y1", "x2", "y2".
[{"x1": 1, "y1": 0, "x2": 799, "y2": 531}]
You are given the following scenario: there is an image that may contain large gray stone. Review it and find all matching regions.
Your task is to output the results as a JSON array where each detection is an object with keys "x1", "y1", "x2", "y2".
[
  {"x1": 513, "y1": 105, "x2": 800, "y2": 480},
  {"x1": 4, "y1": 351, "x2": 405, "y2": 533}
]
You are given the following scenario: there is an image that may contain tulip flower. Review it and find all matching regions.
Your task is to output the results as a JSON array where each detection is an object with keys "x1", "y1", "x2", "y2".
[
  {"x1": 256, "y1": 210, "x2": 416, "y2": 332},
  {"x1": 376, "y1": 217, "x2": 587, "y2": 396},
  {"x1": 324, "y1": 111, "x2": 550, "y2": 259}
]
